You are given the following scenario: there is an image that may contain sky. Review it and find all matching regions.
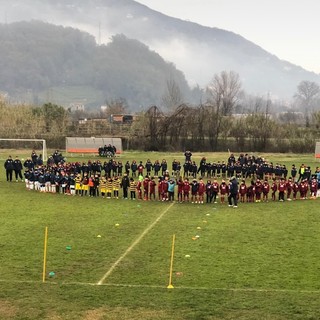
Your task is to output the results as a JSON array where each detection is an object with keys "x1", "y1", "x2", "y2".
[{"x1": 136, "y1": 0, "x2": 320, "y2": 74}]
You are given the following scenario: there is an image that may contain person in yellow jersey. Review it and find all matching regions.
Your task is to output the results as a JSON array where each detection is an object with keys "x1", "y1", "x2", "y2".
[
  {"x1": 106, "y1": 177, "x2": 113, "y2": 199},
  {"x1": 81, "y1": 173, "x2": 89, "y2": 196},
  {"x1": 100, "y1": 175, "x2": 107, "y2": 198},
  {"x1": 129, "y1": 177, "x2": 137, "y2": 200},
  {"x1": 75, "y1": 173, "x2": 82, "y2": 196},
  {"x1": 113, "y1": 176, "x2": 121, "y2": 199}
]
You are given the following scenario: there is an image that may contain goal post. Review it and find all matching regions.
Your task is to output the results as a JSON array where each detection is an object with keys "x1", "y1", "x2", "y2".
[
  {"x1": 315, "y1": 141, "x2": 320, "y2": 159},
  {"x1": 0, "y1": 138, "x2": 47, "y2": 161}
]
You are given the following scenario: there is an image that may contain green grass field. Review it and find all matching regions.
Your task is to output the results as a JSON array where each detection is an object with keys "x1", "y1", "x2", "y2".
[{"x1": 1, "y1": 151, "x2": 320, "y2": 319}]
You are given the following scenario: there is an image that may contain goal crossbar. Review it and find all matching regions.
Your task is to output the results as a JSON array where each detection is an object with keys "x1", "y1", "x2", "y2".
[{"x1": 0, "y1": 138, "x2": 47, "y2": 161}]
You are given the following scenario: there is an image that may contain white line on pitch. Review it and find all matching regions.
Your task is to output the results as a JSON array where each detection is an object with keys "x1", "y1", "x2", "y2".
[
  {"x1": 1, "y1": 279, "x2": 320, "y2": 294},
  {"x1": 97, "y1": 202, "x2": 175, "y2": 285}
]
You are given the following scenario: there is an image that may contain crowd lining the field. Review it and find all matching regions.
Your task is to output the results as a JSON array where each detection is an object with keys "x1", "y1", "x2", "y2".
[{"x1": 4, "y1": 150, "x2": 320, "y2": 205}]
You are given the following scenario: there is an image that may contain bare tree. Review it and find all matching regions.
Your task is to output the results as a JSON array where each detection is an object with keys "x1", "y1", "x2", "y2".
[
  {"x1": 206, "y1": 71, "x2": 242, "y2": 149},
  {"x1": 144, "y1": 105, "x2": 165, "y2": 150},
  {"x1": 294, "y1": 80, "x2": 320, "y2": 113},
  {"x1": 162, "y1": 78, "x2": 184, "y2": 111},
  {"x1": 207, "y1": 71, "x2": 242, "y2": 116}
]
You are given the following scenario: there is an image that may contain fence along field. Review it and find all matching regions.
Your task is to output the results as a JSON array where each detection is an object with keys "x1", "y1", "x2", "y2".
[{"x1": 1, "y1": 152, "x2": 320, "y2": 319}]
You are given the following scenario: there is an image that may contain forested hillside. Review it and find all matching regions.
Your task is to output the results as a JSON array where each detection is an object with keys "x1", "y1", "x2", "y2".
[
  {"x1": 0, "y1": 21, "x2": 194, "y2": 109},
  {"x1": 1, "y1": 0, "x2": 319, "y2": 99}
]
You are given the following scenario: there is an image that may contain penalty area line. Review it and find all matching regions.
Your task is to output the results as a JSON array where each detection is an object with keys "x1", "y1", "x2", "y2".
[{"x1": 97, "y1": 202, "x2": 175, "y2": 285}]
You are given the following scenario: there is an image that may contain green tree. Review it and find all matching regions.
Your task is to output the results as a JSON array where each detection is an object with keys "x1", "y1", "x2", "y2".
[{"x1": 33, "y1": 103, "x2": 68, "y2": 133}]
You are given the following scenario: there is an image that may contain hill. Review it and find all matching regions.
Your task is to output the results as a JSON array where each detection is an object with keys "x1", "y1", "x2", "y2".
[
  {"x1": 0, "y1": 21, "x2": 195, "y2": 110},
  {"x1": 1, "y1": 0, "x2": 320, "y2": 99}
]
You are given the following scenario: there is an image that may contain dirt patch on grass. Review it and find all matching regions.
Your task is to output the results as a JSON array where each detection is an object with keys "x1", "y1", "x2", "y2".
[
  {"x1": 209, "y1": 310, "x2": 290, "y2": 320},
  {"x1": 0, "y1": 300, "x2": 17, "y2": 319},
  {"x1": 82, "y1": 308, "x2": 105, "y2": 320},
  {"x1": 44, "y1": 311, "x2": 64, "y2": 320},
  {"x1": 82, "y1": 307, "x2": 183, "y2": 320}
]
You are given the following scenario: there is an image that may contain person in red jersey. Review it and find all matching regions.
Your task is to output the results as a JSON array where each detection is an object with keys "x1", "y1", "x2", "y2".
[
  {"x1": 292, "y1": 180, "x2": 299, "y2": 200},
  {"x1": 138, "y1": 161, "x2": 145, "y2": 177},
  {"x1": 239, "y1": 180, "x2": 247, "y2": 203},
  {"x1": 162, "y1": 177, "x2": 169, "y2": 201},
  {"x1": 136, "y1": 178, "x2": 142, "y2": 200},
  {"x1": 219, "y1": 180, "x2": 229, "y2": 204},
  {"x1": 149, "y1": 177, "x2": 157, "y2": 200},
  {"x1": 246, "y1": 181, "x2": 255, "y2": 202},
  {"x1": 255, "y1": 179, "x2": 263, "y2": 202},
  {"x1": 158, "y1": 177, "x2": 163, "y2": 201},
  {"x1": 177, "y1": 177, "x2": 184, "y2": 203},
  {"x1": 183, "y1": 178, "x2": 190, "y2": 202},
  {"x1": 143, "y1": 176, "x2": 150, "y2": 200},
  {"x1": 262, "y1": 179, "x2": 270, "y2": 202},
  {"x1": 299, "y1": 179, "x2": 308, "y2": 199},
  {"x1": 310, "y1": 178, "x2": 318, "y2": 199},
  {"x1": 198, "y1": 178, "x2": 206, "y2": 204},
  {"x1": 271, "y1": 178, "x2": 278, "y2": 201},
  {"x1": 303, "y1": 179, "x2": 309, "y2": 199},
  {"x1": 278, "y1": 177, "x2": 286, "y2": 201},
  {"x1": 211, "y1": 179, "x2": 219, "y2": 204},
  {"x1": 286, "y1": 177, "x2": 294, "y2": 201}
]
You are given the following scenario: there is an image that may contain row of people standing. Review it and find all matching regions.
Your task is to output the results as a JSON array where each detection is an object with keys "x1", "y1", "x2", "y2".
[
  {"x1": 23, "y1": 161, "x2": 319, "y2": 207},
  {"x1": 4, "y1": 155, "x2": 23, "y2": 182},
  {"x1": 5, "y1": 156, "x2": 317, "y2": 186}
]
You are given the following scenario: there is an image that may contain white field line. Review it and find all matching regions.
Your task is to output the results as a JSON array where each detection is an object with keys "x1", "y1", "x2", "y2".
[
  {"x1": 64, "y1": 282, "x2": 320, "y2": 294},
  {"x1": 1, "y1": 279, "x2": 320, "y2": 294},
  {"x1": 97, "y1": 202, "x2": 175, "y2": 285}
]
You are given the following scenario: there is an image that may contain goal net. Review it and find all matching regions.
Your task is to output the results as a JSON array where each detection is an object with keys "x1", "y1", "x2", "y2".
[
  {"x1": 66, "y1": 137, "x2": 123, "y2": 155},
  {"x1": 0, "y1": 138, "x2": 47, "y2": 161}
]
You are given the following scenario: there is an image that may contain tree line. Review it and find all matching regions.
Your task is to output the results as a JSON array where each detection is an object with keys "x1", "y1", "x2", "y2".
[{"x1": 0, "y1": 70, "x2": 319, "y2": 153}]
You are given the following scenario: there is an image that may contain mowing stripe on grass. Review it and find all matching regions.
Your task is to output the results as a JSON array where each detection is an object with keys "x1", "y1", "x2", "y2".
[{"x1": 97, "y1": 202, "x2": 175, "y2": 285}]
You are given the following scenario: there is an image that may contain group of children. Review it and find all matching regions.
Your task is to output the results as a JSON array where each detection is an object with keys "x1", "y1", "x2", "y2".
[
  {"x1": 238, "y1": 177, "x2": 319, "y2": 202},
  {"x1": 22, "y1": 167, "x2": 320, "y2": 204},
  {"x1": 14, "y1": 150, "x2": 320, "y2": 204}
]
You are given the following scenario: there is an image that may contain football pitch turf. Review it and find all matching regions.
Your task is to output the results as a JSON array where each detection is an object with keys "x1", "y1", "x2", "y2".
[{"x1": 0, "y1": 152, "x2": 320, "y2": 319}]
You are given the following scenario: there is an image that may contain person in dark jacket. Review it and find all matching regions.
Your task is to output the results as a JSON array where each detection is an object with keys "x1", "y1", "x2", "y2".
[
  {"x1": 13, "y1": 156, "x2": 23, "y2": 182},
  {"x1": 4, "y1": 155, "x2": 14, "y2": 182},
  {"x1": 121, "y1": 173, "x2": 130, "y2": 199},
  {"x1": 23, "y1": 158, "x2": 34, "y2": 170},
  {"x1": 228, "y1": 176, "x2": 239, "y2": 208}
]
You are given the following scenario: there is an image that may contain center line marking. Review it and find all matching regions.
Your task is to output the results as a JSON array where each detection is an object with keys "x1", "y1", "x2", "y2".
[{"x1": 97, "y1": 202, "x2": 175, "y2": 285}]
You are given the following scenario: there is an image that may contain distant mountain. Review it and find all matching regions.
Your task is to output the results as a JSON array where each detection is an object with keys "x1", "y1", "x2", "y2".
[
  {"x1": 0, "y1": 21, "x2": 194, "y2": 109},
  {"x1": 1, "y1": 0, "x2": 319, "y2": 99}
]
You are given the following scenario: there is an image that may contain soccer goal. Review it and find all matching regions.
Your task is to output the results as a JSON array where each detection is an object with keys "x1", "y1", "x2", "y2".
[{"x1": 0, "y1": 138, "x2": 47, "y2": 161}]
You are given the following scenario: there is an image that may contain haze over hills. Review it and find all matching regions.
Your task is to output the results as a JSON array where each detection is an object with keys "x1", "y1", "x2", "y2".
[
  {"x1": 1, "y1": 0, "x2": 320, "y2": 104},
  {"x1": 0, "y1": 21, "x2": 195, "y2": 109}
]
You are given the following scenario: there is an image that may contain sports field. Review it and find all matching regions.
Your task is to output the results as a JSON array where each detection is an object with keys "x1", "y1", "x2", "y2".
[{"x1": 0, "y1": 151, "x2": 320, "y2": 319}]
